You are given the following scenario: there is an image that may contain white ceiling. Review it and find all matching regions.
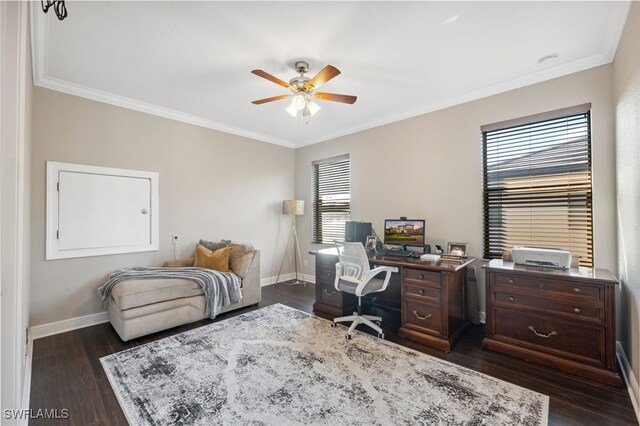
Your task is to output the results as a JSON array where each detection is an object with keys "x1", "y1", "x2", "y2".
[{"x1": 32, "y1": 1, "x2": 630, "y2": 149}]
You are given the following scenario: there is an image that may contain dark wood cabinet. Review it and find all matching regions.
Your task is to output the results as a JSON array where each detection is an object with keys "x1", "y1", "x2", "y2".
[
  {"x1": 482, "y1": 259, "x2": 622, "y2": 387},
  {"x1": 311, "y1": 249, "x2": 473, "y2": 352}
]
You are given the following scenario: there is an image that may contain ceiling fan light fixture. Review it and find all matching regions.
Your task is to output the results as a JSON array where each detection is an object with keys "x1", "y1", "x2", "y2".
[
  {"x1": 292, "y1": 94, "x2": 306, "y2": 111},
  {"x1": 307, "y1": 99, "x2": 321, "y2": 116},
  {"x1": 285, "y1": 102, "x2": 298, "y2": 117}
]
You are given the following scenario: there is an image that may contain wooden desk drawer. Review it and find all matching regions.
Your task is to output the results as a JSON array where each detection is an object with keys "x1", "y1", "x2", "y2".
[
  {"x1": 494, "y1": 291, "x2": 603, "y2": 324},
  {"x1": 404, "y1": 282, "x2": 441, "y2": 303},
  {"x1": 493, "y1": 307, "x2": 604, "y2": 365},
  {"x1": 315, "y1": 269, "x2": 336, "y2": 285},
  {"x1": 494, "y1": 274, "x2": 602, "y2": 301},
  {"x1": 318, "y1": 281, "x2": 341, "y2": 307},
  {"x1": 315, "y1": 255, "x2": 337, "y2": 272},
  {"x1": 403, "y1": 299, "x2": 443, "y2": 336},
  {"x1": 404, "y1": 269, "x2": 440, "y2": 286}
]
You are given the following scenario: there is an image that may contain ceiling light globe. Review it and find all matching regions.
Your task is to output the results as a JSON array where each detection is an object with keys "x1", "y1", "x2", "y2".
[
  {"x1": 285, "y1": 102, "x2": 298, "y2": 117},
  {"x1": 292, "y1": 94, "x2": 306, "y2": 110},
  {"x1": 307, "y1": 100, "x2": 321, "y2": 116}
]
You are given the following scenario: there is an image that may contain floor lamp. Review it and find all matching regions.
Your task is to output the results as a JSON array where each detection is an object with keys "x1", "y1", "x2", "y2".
[{"x1": 276, "y1": 200, "x2": 306, "y2": 286}]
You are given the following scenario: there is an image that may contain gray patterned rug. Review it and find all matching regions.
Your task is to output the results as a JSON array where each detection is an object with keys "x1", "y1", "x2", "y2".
[{"x1": 101, "y1": 304, "x2": 548, "y2": 425}]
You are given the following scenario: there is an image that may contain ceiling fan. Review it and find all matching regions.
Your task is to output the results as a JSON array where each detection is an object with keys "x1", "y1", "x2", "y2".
[{"x1": 251, "y1": 61, "x2": 357, "y2": 120}]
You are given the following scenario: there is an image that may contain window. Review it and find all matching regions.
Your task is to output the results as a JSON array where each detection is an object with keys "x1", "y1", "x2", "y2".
[
  {"x1": 312, "y1": 154, "x2": 350, "y2": 244},
  {"x1": 482, "y1": 104, "x2": 593, "y2": 267}
]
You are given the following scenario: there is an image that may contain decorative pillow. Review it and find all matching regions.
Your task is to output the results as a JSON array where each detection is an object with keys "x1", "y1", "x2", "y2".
[
  {"x1": 194, "y1": 244, "x2": 231, "y2": 272},
  {"x1": 230, "y1": 250, "x2": 256, "y2": 279},
  {"x1": 198, "y1": 239, "x2": 230, "y2": 252},
  {"x1": 163, "y1": 258, "x2": 194, "y2": 268}
]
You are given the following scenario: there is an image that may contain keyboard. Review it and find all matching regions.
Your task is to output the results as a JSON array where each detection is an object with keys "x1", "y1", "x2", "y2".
[{"x1": 378, "y1": 249, "x2": 419, "y2": 258}]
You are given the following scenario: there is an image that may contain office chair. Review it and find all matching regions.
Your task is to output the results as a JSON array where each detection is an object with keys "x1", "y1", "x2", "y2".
[{"x1": 331, "y1": 242, "x2": 396, "y2": 339}]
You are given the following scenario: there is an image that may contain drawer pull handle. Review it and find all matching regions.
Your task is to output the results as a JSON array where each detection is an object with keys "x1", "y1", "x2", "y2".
[
  {"x1": 528, "y1": 325, "x2": 558, "y2": 338},
  {"x1": 413, "y1": 310, "x2": 432, "y2": 320},
  {"x1": 323, "y1": 289, "x2": 336, "y2": 296},
  {"x1": 573, "y1": 307, "x2": 581, "y2": 314},
  {"x1": 539, "y1": 282, "x2": 544, "y2": 288},
  {"x1": 418, "y1": 289, "x2": 425, "y2": 295},
  {"x1": 508, "y1": 279, "x2": 514, "y2": 284},
  {"x1": 573, "y1": 287, "x2": 581, "y2": 293},
  {"x1": 419, "y1": 274, "x2": 424, "y2": 279},
  {"x1": 508, "y1": 296, "x2": 515, "y2": 301}
]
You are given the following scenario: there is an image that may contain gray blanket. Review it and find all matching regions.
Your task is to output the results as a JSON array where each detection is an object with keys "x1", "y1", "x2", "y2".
[{"x1": 97, "y1": 267, "x2": 242, "y2": 319}]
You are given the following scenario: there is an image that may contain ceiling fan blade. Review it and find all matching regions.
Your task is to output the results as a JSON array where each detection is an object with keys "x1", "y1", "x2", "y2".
[
  {"x1": 305, "y1": 65, "x2": 341, "y2": 90},
  {"x1": 314, "y1": 92, "x2": 357, "y2": 104},
  {"x1": 251, "y1": 69, "x2": 290, "y2": 88},
  {"x1": 251, "y1": 94, "x2": 290, "y2": 105}
]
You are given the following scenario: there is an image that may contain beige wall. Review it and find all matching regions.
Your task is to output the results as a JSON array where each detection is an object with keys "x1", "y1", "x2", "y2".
[
  {"x1": 614, "y1": 2, "x2": 640, "y2": 391},
  {"x1": 295, "y1": 65, "x2": 617, "y2": 314},
  {"x1": 30, "y1": 88, "x2": 295, "y2": 326}
]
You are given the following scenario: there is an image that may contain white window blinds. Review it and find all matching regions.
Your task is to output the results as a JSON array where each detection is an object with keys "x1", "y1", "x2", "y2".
[{"x1": 482, "y1": 104, "x2": 593, "y2": 267}]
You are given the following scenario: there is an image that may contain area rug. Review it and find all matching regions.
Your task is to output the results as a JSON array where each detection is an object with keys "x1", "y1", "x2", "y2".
[{"x1": 101, "y1": 304, "x2": 548, "y2": 425}]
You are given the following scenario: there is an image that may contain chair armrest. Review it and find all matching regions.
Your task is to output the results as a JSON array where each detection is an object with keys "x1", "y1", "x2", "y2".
[{"x1": 354, "y1": 266, "x2": 396, "y2": 296}]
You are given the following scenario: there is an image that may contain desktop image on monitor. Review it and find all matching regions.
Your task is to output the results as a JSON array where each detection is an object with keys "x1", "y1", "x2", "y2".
[{"x1": 384, "y1": 219, "x2": 425, "y2": 248}]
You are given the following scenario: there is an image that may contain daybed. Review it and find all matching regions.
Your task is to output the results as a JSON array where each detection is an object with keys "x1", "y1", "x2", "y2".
[{"x1": 107, "y1": 241, "x2": 261, "y2": 341}]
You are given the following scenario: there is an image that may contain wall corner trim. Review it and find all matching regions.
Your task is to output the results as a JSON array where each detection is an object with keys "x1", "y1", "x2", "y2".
[
  {"x1": 617, "y1": 341, "x2": 640, "y2": 424},
  {"x1": 30, "y1": 311, "x2": 109, "y2": 340}
]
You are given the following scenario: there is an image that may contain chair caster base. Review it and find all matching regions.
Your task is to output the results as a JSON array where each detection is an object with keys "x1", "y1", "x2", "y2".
[
  {"x1": 345, "y1": 334, "x2": 352, "y2": 340},
  {"x1": 378, "y1": 333, "x2": 385, "y2": 339},
  {"x1": 330, "y1": 323, "x2": 337, "y2": 328},
  {"x1": 375, "y1": 321, "x2": 381, "y2": 326}
]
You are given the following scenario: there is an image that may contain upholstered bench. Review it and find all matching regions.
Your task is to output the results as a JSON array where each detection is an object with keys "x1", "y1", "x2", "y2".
[{"x1": 107, "y1": 242, "x2": 261, "y2": 341}]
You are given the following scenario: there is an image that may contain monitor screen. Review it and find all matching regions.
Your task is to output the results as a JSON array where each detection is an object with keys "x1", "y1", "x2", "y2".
[{"x1": 384, "y1": 219, "x2": 425, "y2": 247}]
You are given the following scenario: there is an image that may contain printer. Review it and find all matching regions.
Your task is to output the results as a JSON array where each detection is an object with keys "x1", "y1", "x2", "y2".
[{"x1": 511, "y1": 246, "x2": 572, "y2": 269}]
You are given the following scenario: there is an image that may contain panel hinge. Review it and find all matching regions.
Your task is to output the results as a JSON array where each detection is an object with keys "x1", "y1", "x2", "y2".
[
  {"x1": 56, "y1": 182, "x2": 60, "y2": 191},
  {"x1": 56, "y1": 230, "x2": 59, "y2": 239}
]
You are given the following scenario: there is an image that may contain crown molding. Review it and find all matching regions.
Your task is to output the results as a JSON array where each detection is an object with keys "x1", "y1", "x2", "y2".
[
  {"x1": 294, "y1": 52, "x2": 613, "y2": 148},
  {"x1": 35, "y1": 76, "x2": 296, "y2": 148},
  {"x1": 31, "y1": 2, "x2": 631, "y2": 150},
  {"x1": 601, "y1": 1, "x2": 632, "y2": 62}
]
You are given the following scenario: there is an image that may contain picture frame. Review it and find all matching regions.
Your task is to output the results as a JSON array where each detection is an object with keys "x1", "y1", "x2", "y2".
[
  {"x1": 365, "y1": 235, "x2": 377, "y2": 252},
  {"x1": 447, "y1": 242, "x2": 469, "y2": 258}
]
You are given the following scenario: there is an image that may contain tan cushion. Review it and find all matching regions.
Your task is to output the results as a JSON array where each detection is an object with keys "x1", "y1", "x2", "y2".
[
  {"x1": 230, "y1": 250, "x2": 256, "y2": 279},
  {"x1": 163, "y1": 258, "x2": 195, "y2": 268},
  {"x1": 194, "y1": 244, "x2": 232, "y2": 272},
  {"x1": 111, "y1": 278, "x2": 204, "y2": 310}
]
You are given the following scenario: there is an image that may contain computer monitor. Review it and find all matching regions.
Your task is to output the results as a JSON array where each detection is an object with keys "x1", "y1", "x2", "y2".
[{"x1": 384, "y1": 219, "x2": 425, "y2": 249}]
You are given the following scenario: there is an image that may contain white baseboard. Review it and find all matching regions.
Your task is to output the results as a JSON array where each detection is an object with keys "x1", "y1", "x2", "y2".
[
  {"x1": 617, "y1": 341, "x2": 640, "y2": 424},
  {"x1": 261, "y1": 273, "x2": 296, "y2": 287},
  {"x1": 30, "y1": 311, "x2": 109, "y2": 340},
  {"x1": 261, "y1": 272, "x2": 316, "y2": 287}
]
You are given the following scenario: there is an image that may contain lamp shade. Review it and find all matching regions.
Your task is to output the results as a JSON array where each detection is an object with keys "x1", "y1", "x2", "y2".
[{"x1": 283, "y1": 200, "x2": 304, "y2": 216}]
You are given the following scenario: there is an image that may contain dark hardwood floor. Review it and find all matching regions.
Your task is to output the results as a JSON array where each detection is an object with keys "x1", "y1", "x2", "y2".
[{"x1": 30, "y1": 283, "x2": 638, "y2": 425}]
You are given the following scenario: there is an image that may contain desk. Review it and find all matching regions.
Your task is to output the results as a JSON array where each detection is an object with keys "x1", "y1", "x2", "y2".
[{"x1": 310, "y1": 248, "x2": 475, "y2": 352}]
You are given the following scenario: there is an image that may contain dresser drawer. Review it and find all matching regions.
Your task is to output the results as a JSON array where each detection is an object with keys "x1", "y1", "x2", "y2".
[
  {"x1": 494, "y1": 273, "x2": 602, "y2": 301},
  {"x1": 402, "y1": 299, "x2": 443, "y2": 336},
  {"x1": 493, "y1": 307, "x2": 605, "y2": 366},
  {"x1": 317, "y1": 281, "x2": 341, "y2": 308},
  {"x1": 404, "y1": 269, "x2": 440, "y2": 286},
  {"x1": 404, "y1": 281, "x2": 441, "y2": 303},
  {"x1": 494, "y1": 291, "x2": 603, "y2": 324}
]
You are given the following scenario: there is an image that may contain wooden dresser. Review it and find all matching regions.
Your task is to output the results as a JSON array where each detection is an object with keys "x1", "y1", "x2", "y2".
[
  {"x1": 483, "y1": 259, "x2": 622, "y2": 387},
  {"x1": 311, "y1": 248, "x2": 474, "y2": 352}
]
